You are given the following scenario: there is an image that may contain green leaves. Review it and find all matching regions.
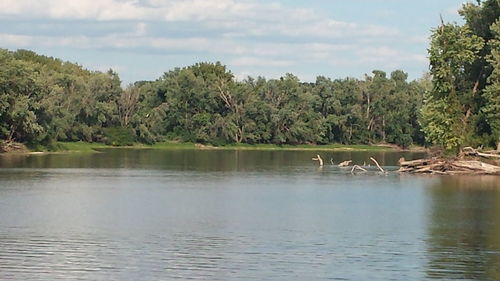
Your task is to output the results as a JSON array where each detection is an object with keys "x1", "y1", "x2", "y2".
[
  {"x1": 0, "y1": 49, "x2": 125, "y2": 144},
  {"x1": 421, "y1": 93, "x2": 464, "y2": 150},
  {"x1": 422, "y1": 0, "x2": 499, "y2": 151},
  {"x1": 0, "y1": 48, "x2": 430, "y2": 148},
  {"x1": 429, "y1": 24, "x2": 484, "y2": 96},
  {"x1": 481, "y1": 19, "x2": 500, "y2": 144}
]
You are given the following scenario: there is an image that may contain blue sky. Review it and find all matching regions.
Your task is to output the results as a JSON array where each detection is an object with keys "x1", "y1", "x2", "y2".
[{"x1": 0, "y1": 0, "x2": 466, "y2": 84}]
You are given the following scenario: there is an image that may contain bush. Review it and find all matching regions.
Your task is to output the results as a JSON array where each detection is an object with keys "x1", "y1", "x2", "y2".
[
  {"x1": 103, "y1": 127, "x2": 135, "y2": 146},
  {"x1": 394, "y1": 134, "x2": 413, "y2": 149}
]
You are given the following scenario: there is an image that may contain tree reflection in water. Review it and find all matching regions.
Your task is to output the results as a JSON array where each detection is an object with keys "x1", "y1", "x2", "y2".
[{"x1": 425, "y1": 176, "x2": 500, "y2": 280}]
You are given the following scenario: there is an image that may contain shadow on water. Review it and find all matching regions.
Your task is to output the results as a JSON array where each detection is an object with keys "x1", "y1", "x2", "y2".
[{"x1": 425, "y1": 176, "x2": 500, "y2": 280}]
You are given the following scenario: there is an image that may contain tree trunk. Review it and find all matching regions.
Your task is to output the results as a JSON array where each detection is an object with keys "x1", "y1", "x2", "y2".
[
  {"x1": 382, "y1": 115, "x2": 386, "y2": 142},
  {"x1": 7, "y1": 125, "x2": 15, "y2": 142},
  {"x1": 366, "y1": 93, "x2": 370, "y2": 120}
]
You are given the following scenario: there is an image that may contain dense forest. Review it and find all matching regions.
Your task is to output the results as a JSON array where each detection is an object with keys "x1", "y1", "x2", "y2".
[
  {"x1": 0, "y1": 0, "x2": 498, "y2": 151},
  {"x1": 0, "y1": 49, "x2": 428, "y2": 149}
]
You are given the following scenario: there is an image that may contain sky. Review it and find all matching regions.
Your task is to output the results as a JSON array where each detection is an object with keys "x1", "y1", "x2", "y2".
[{"x1": 0, "y1": 0, "x2": 467, "y2": 84}]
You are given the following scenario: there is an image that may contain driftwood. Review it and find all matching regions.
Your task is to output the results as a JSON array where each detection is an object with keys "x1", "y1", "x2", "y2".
[
  {"x1": 463, "y1": 147, "x2": 500, "y2": 159},
  {"x1": 310, "y1": 155, "x2": 389, "y2": 175},
  {"x1": 399, "y1": 157, "x2": 500, "y2": 175},
  {"x1": 0, "y1": 141, "x2": 26, "y2": 153},
  {"x1": 351, "y1": 165, "x2": 368, "y2": 173},
  {"x1": 350, "y1": 157, "x2": 385, "y2": 174},
  {"x1": 312, "y1": 155, "x2": 386, "y2": 174},
  {"x1": 370, "y1": 157, "x2": 386, "y2": 173},
  {"x1": 338, "y1": 160, "x2": 352, "y2": 167},
  {"x1": 312, "y1": 155, "x2": 324, "y2": 166}
]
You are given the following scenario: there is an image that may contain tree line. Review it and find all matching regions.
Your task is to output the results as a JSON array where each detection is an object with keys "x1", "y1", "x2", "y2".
[
  {"x1": 0, "y1": 49, "x2": 429, "y2": 148},
  {"x1": 0, "y1": 0, "x2": 498, "y2": 151}
]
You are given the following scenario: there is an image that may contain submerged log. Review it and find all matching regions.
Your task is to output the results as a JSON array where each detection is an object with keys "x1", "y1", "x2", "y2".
[
  {"x1": 351, "y1": 165, "x2": 367, "y2": 173},
  {"x1": 338, "y1": 160, "x2": 352, "y2": 167}
]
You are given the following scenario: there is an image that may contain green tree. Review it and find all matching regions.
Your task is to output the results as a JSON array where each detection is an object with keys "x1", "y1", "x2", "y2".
[
  {"x1": 421, "y1": 23, "x2": 484, "y2": 151},
  {"x1": 0, "y1": 48, "x2": 430, "y2": 149},
  {"x1": 118, "y1": 84, "x2": 140, "y2": 128},
  {"x1": 422, "y1": 0, "x2": 499, "y2": 151},
  {"x1": 482, "y1": 19, "x2": 500, "y2": 149},
  {"x1": 0, "y1": 50, "x2": 44, "y2": 143}
]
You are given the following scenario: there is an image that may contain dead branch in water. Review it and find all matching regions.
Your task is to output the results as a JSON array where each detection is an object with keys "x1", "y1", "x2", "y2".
[
  {"x1": 351, "y1": 165, "x2": 368, "y2": 173},
  {"x1": 338, "y1": 160, "x2": 352, "y2": 167},
  {"x1": 312, "y1": 155, "x2": 323, "y2": 166},
  {"x1": 370, "y1": 157, "x2": 386, "y2": 173}
]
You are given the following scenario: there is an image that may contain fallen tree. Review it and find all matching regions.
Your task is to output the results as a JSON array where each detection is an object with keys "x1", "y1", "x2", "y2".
[
  {"x1": 398, "y1": 157, "x2": 500, "y2": 175},
  {"x1": 462, "y1": 147, "x2": 500, "y2": 159},
  {"x1": 0, "y1": 141, "x2": 28, "y2": 153}
]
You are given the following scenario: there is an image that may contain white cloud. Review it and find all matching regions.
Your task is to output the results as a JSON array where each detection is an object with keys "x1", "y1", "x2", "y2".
[
  {"x1": 0, "y1": 0, "x2": 277, "y2": 21},
  {"x1": 0, "y1": 29, "x2": 424, "y2": 72},
  {"x1": 355, "y1": 47, "x2": 428, "y2": 69},
  {"x1": 0, "y1": 0, "x2": 399, "y2": 40},
  {"x1": 87, "y1": 63, "x2": 126, "y2": 73},
  {"x1": 134, "y1": 22, "x2": 148, "y2": 36},
  {"x1": 0, "y1": 0, "x2": 429, "y2": 81},
  {"x1": 231, "y1": 56, "x2": 293, "y2": 67},
  {"x1": 0, "y1": 0, "x2": 153, "y2": 20},
  {"x1": 0, "y1": 33, "x2": 33, "y2": 46}
]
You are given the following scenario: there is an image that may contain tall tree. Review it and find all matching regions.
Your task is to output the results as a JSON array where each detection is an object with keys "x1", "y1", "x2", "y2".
[
  {"x1": 482, "y1": 19, "x2": 500, "y2": 149},
  {"x1": 421, "y1": 22, "x2": 484, "y2": 151},
  {"x1": 0, "y1": 50, "x2": 43, "y2": 143},
  {"x1": 421, "y1": 0, "x2": 499, "y2": 151},
  {"x1": 118, "y1": 84, "x2": 140, "y2": 127}
]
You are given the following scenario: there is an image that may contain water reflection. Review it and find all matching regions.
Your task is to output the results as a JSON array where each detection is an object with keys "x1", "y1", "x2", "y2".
[
  {"x1": 1, "y1": 149, "x2": 499, "y2": 280},
  {"x1": 425, "y1": 176, "x2": 500, "y2": 280},
  {"x1": 0, "y1": 149, "x2": 426, "y2": 170}
]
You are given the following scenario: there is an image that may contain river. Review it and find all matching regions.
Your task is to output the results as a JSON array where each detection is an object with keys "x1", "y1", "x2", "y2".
[{"x1": 0, "y1": 149, "x2": 499, "y2": 280}]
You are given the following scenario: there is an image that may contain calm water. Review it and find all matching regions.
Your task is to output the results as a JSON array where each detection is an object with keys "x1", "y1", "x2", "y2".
[{"x1": 0, "y1": 149, "x2": 499, "y2": 280}]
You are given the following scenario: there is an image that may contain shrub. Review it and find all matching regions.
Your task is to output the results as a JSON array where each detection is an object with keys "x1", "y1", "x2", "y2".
[{"x1": 103, "y1": 127, "x2": 135, "y2": 146}]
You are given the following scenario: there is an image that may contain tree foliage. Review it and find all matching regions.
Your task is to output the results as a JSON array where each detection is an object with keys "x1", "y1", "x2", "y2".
[
  {"x1": 0, "y1": 49, "x2": 431, "y2": 148},
  {"x1": 421, "y1": 0, "x2": 500, "y2": 151}
]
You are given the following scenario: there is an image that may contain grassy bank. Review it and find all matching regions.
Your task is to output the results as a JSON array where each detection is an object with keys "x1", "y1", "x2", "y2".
[
  {"x1": 56, "y1": 141, "x2": 109, "y2": 152},
  {"x1": 26, "y1": 141, "x2": 197, "y2": 153},
  {"x1": 198, "y1": 143, "x2": 396, "y2": 151},
  {"x1": 149, "y1": 142, "x2": 401, "y2": 152},
  {"x1": 3, "y1": 141, "x2": 406, "y2": 154}
]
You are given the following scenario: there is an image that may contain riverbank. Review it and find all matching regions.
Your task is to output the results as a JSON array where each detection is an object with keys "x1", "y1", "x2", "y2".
[
  {"x1": 189, "y1": 143, "x2": 402, "y2": 151},
  {"x1": 61, "y1": 142, "x2": 401, "y2": 152},
  {"x1": 1, "y1": 141, "x2": 422, "y2": 154}
]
